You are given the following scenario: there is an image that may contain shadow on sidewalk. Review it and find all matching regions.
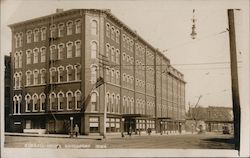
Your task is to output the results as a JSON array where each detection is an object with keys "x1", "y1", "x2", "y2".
[{"x1": 200, "y1": 136, "x2": 235, "y2": 149}]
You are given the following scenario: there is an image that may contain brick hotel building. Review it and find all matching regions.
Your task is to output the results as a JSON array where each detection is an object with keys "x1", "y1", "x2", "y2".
[{"x1": 9, "y1": 9, "x2": 186, "y2": 135}]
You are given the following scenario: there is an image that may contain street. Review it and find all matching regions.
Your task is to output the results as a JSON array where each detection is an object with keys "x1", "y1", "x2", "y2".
[{"x1": 4, "y1": 133, "x2": 234, "y2": 149}]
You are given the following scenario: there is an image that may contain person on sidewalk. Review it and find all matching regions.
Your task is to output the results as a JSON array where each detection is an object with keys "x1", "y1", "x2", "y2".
[{"x1": 74, "y1": 124, "x2": 79, "y2": 137}]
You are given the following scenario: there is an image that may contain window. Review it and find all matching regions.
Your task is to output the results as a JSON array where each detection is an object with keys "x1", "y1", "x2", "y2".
[
  {"x1": 116, "y1": 49, "x2": 120, "y2": 64},
  {"x1": 106, "y1": 43, "x2": 110, "y2": 60},
  {"x1": 58, "y1": 44, "x2": 64, "y2": 60},
  {"x1": 90, "y1": 65, "x2": 97, "y2": 84},
  {"x1": 40, "y1": 69, "x2": 46, "y2": 84},
  {"x1": 15, "y1": 34, "x2": 19, "y2": 48},
  {"x1": 75, "y1": 64, "x2": 81, "y2": 80},
  {"x1": 75, "y1": 19, "x2": 81, "y2": 34},
  {"x1": 75, "y1": 90, "x2": 81, "y2": 109},
  {"x1": 26, "y1": 50, "x2": 32, "y2": 64},
  {"x1": 14, "y1": 73, "x2": 18, "y2": 89},
  {"x1": 66, "y1": 65, "x2": 74, "y2": 81},
  {"x1": 33, "y1": 48, "x2": 39, "y2": 64},
  {"x1": 66, "y1": 21, "x2": 73, "y2": 35},
  {"x1": 105, "y1": 67, "x2": 110, "y2": 82},
  {"x1": 40, "y1": 47, "x2": 46, "y2": 62},
  {"x1": 116, "y1": 95, "x2": 120, "y2": 113},
  {"x1": 18, "y1": 33, "x2": 23, "y2": 47},
  {"x1": 111, "y1": 47, "x2": 115, "y2": 62},
  {"x1": 116, "y1": 70, "x2": 120, "y2": 85},
  {"x1": 26, "y1": 30, "x2": 32, "y2": 43},
  {"x1": 91, "y1": 20, "x2": 98, "y2": 35},
  {"x1": 91, "y1": 41, "x2": 97, "y2": 59},
  {"x1": 122, "y1": 52, "x2": 126, "y2": 61},
  {"x1": 50, "y1": 45, "x2": 57, "y2": 60},
  {"x1": 26, "y1": 71, "x2": 32, "y2": 86},
  {"x1": 106, "y1": 93, "x2": 110, "y2": 112},
  {"x1": 34, "y1": 29, "x2": 39, "y2": 42},
  {"x1": 18, "y1": 51, "x2": 22, "y2": 68},
  {"x1": 131, "y1": 98, "x2": 134, "y2": 114},
  {"x1": 111, "y1": 94, "x2": 115, "y2": 113},
  {"x1": 33, "y1": 70, "x2": 39, "y2": 85},
  {"x1": 106, "y1": 23, "x2": 110, "y2": 37},
  {"x1": 41, "y1": 27, "x2": 47, "y2": 41},
  {"x1": 116, "y1": 30, "x2": 120, "y2": 43},
  {"x1": 50, "y1": 24, "x2": 56, "y2": 38},
  {"x1": 66, "y1": 42, "x2": 73, "y2": 58},
  {"x1": 32, "y1": 94, "x2": 39, "y2": 112},
  {"x1": 13, "y1": 95, "x2": 21, "y2": 114},
  {"x1": 18, "y1": 72, "x2": 22, "y2": 88},
  {"x1": 66, "y1": 91, "x2": 74, "y2": 110},
  {"x1": 58, "y1": 23, "x2": 64, "y2": 37},
  {"x1": 58, "y1": 92, "x2": 64, "y2": 110},
  {"x1": 25, "y1": 94, "x2": 32, "y2": 112},
  {"x1": 91, "y1": 92, "x2": 98, "y2": 111},
  {"x1": 58, "y1": 66, "x2": 64, "y2": 82},
  {"x1": 50, "y1": 67, "x2": 57, "y2": 83},
  {"x1": 50, "y1": 92, "x2": 57, "y2": 110},
  {"x1": 111, "y1": 27, "x2": 115, "y2": 40},
  {"x1": 14, "y1": 52, "x2": 18, "y2": 68},
  {"x1": 123, "y1": 96, "x2": 126, "y2": 114},
  {"x1": 40, "y1": 93, "x2": 46, "y2": 111},
  {"x1": 111, "y1": 68, "x2": 115, "y2": 83},
  {"x1": 75, "y1": 40, "x2": 81, "y2": 57}
]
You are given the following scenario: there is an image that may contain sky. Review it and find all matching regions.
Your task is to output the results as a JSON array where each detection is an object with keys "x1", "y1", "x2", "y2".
[{"x1": 1, "y1": 0, "x2": 249, "y2": 110}]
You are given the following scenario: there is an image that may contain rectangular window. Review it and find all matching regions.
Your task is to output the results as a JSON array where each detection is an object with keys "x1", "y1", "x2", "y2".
[
  {"x1": 41, "y1": 28, "x2": 46, "y2": 41},
  {"x1": 75, "y1": 41, "x2": 81, "y2": 57},
  {"x1": 27, "y1": 31, "x2": 32, "y2": 43},
  {"x1": 75, "y1": 20, "x2": 81, "y2": 34},
  {"x1": 41, "y1": 48, "x2": 46, "y2": 62},
  {"x1": 33, "y1": 50, "x2": 39, "y2": 64},
  {"x1": 67, "y1": 22, "x2": 73, "y2": 35},
  {"x1": 58, "y1": 45, "x2": 64, "y2": 60},
  {"x1": 58, "y1": 24, "x2": 64, "y2": 37},
  {"x1": 67, "y1": 43, "x2": 73, "y2": 58},
  {"x1": 34, "y1": 30, "x2": 39, "y2": 42}
]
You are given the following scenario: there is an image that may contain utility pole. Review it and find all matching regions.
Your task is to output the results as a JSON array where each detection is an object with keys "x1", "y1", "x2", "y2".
[
  {"x1": 98, "y1": 54, "x2": 110, "y2": 139},
  {"x1": 227, "y1": 9, "x2": 241, "y2": 151}
]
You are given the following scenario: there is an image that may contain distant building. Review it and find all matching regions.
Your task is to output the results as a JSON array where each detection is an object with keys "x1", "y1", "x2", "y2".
[
  {"x1": 9, "y1": 9, "x2": 186, "y2": 135},
  {"x1": 186, "y1": 106, "x2": 233, "y2": 132},
  {"x1": 5, "y1": 55, "x2": 11, "y2": 132}
]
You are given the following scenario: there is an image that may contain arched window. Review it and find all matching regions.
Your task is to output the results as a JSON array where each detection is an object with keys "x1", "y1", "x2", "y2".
[
  {"x1": 58, "y1": 23, "x2": 64, "y2": 37},
  {"x1": 25, "y1": 94, "x2": 32, "y2": 112},
  {"x1": 13, "y1": 96, "x2": 18, "y2": 114},
  {"x1": 116, "y1": 70, "x2": 120, "y2": 85},
  {"x1": 66, "y1": 91, "x2": 74, "y2": 110},
  {"x1": 26, "y1": 50, "x2": 32, "y2": 64},
  {"x1": 40, "y1": 93, "x2": 46, "y2": 111},
  {"x1": 74, "y1": 64, "x2": 81, "y2": 81},
  {"x1": 50, "y1": 45, "x2": 57, "y2": 60},
  {"x1": 116, "y1": 49, "x2": 120, "y2": 64},
  {"x1": 91, "y1": 41, "x2": 97, "y2": 59},
  {"x1": 111, "y1": 47, "x2": 115, "y2": 62},
  {"x1": 66, "y1": 42, "x2": 73, "y2": 58},
  {"x1": 40, "y1": 47, "x2": 46, "y2": 62},
  {"x1": 123, "y1": 96, "x2": 126, "y2": 114},
  {"x1": 127, "y1": 97, "x2": 130, "y2": 114},
  {"x1": 33, "y1": 69, "x2": 39, "y2": 85},
  {"x1": 57, "y1": 92, "x2": 64, "y2": 110},
  {"x1": 131, "y1": 98, "x2": 134, "y2": 114},
  {"x1": 49, "y1": 67, "x2": 57, "y2": 83},
  {"x1": 106, "y1": 93, "x2": 110, "y2": 112},
  {"x1": 75, "y1": 40, "x2": 81, "y2": 57},
  {"x1": 50, "y1": 24, "x2": 56, "y2": 38},
  {"x1": 14, "y1": 73, "x2": 19, "y2": 89},
  {"x1": 75, "y1": 90, "x2": 82, "y2": 110},
  {"x1": 34, "y1": 29, "x2": 39, "y2": 42},
  {"x1": 32, "y1": 94, "x2": 39, "y2": 112},
  {"x1": 116, "y1": 95, "x2": 120, "y2": 113},
  {"x1": 91, "y1": 20, "x2": 98, "y2": 35},
  {"x1": 106, "y1": 43, "x2": 110, "y2": 60},
  {"x1": 15, "y1": 34, "x2": 19, "y2": 48},
  {"x1": 26, "y1": 70, "x2": 32, "y2": 86},
  {"x1": 57, "y1": 66, "x2": 64, "y2": 82},
  {"x1": 18, "y1": 51, "x2": 22, "y2": 68},
  {"x1": 111, "y1": 68, "x2": 115, "y2": 83},
  {"x1": 111, "y1": 93, "x2": 115, "y2": 113},
  {"x1": 75, "y1": 19, "x2": 81, "y2": 34},
  {"x1": 58, "y1": 43, "x2": 64, "y2": 60},
  {"x1": 33, "y1": 48, "x2": 39, "y2": 64},
  {"x1": 40, "y1": 69, "x2": 46, "y2": 84},
  {"x1": 106, "y1": 23, "x2": 110, "y2": 37},
  {"x1": 111, "y1": 27, "x2": 115, "y2": 40},
  {"x1": 26, "y1": 30, "x2": 32, "y2": 43},
  {"x1": 40, "y1": 27, "x2": 47, "y2": 41},
  {"x1": 49, "y1": 92, "x2": 57, "y2": 110},
  {"x1": 90, "y1": 64, "x2": 97, "y2": 84},
  {"x1": 14, "y1": 52, "x2": 18, "y2": 68},
  {"x1": 115, "y1": 30, "x2": 120, "y2": 43},
  {"x1": 91, "y1": 92, "x2": 98, "y2": 111},
  {"x1": 66, "y1": 65, "x2": 74, "y2": 81},
  {"x1": 66, "y1": 21, "x2": 73, "y2": 35},
  {"x1": 105, "y1": 67, "x2": 110, "y2": 82}
]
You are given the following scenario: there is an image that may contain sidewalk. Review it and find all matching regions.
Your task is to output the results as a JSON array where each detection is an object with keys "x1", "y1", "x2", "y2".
[{"x1": 5, "y1": 131, "x2": 192, "y2": 140}]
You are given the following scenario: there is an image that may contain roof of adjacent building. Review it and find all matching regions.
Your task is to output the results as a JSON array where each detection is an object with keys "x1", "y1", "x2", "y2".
[{"x1": 9, "y1": 9, "x2": 185, "y2": 80}]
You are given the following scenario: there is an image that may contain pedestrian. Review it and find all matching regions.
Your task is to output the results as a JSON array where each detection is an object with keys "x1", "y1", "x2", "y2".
[
  {"x1": 129, "y1": 126, "x2": 132, "y2": 137},
  {"x1": 74, "y1": 124, "x2": 79, "y2": 137}
]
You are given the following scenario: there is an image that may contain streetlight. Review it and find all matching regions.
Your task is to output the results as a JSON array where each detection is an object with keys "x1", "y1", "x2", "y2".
[
  {"x1": 70, "y1": 117, "x2": 73, "y2": 138},
  {"x1": 160, "y1": 121, "x2": 163, "y2": 135},
  {"x1": 121, "y1": 118, "x2": 125, "y2": 137}
]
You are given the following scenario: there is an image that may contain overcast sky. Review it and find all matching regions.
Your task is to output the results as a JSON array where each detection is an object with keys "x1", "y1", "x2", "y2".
[{"x1": 1, "y1": 0, "x2": 249, "y2": 110}]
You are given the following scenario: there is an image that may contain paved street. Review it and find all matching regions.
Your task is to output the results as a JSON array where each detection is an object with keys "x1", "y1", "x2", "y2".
[{"x1": 4, "y1": 133, "x2": 234, "y2": 149}]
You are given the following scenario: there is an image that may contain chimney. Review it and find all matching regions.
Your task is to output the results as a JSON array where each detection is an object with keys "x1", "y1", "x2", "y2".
[{"x1": 56, "y1": 9, "x2": 64, "y2": 13}]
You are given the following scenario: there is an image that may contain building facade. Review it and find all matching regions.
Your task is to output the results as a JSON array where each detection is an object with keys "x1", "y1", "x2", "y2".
[
  {"x1": 5, "y1": 55, "x2": 11, "y2": 132},
  {"x1": 9, "y1": 9, "x2": 185, "y2": 135}
]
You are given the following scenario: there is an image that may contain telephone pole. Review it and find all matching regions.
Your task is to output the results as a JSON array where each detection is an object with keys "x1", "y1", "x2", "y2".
[{"x1": 227, "y1": 9, "x2": 241, "y2": 151}]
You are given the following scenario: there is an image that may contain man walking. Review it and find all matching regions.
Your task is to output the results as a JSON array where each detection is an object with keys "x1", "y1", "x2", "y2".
[{"x1": 74, "y1": 124, "x2": 79, "y2": 137}]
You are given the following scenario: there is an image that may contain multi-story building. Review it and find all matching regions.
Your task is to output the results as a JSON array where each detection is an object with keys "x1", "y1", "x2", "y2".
[{"x1": 9, "y1": 9, "x2": 185, "y2": 135}]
